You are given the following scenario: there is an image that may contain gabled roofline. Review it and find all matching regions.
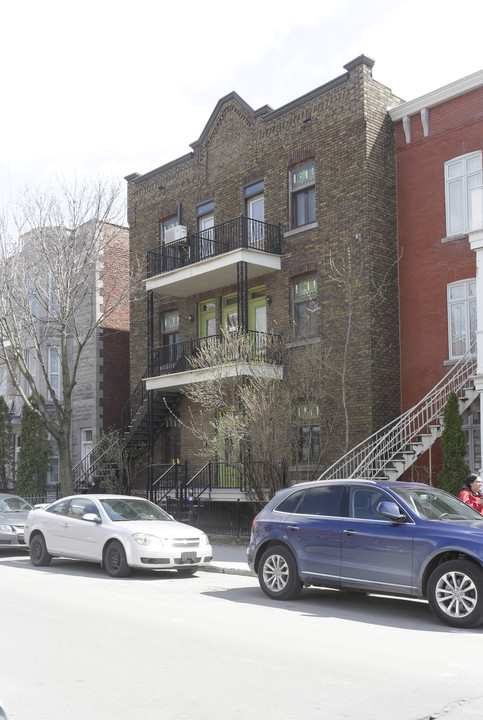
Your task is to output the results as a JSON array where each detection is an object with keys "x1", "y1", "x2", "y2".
[
  {"x1": 190, "y1": 91, "x2": 261, "y2": 150},
  {"x1": 389, "y1": 68, "x2": 483, "y2": 121},
  {"x1": 126, "y1": 55, "x2": 378, "y2": 184}
]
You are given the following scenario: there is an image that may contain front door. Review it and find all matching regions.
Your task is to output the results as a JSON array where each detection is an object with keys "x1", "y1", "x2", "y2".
[
  {"x1": 247, "y1": 194, "x2": 264, "y2": 247},
  {"x1": 248, "y1": 286, "x2": 266, "y2": 356},
  {"x1": 217, "y1": 408, "x2": 240, "y2": 488},
  {"x1": 198, "y1": 300, "x2": 216, "y2": 339},
  {"x1": 199, "y1": 214, "x2": 214, "y2": 259}
]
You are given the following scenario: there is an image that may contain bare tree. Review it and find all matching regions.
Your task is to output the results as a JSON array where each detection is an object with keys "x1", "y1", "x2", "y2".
[
  {"x1": 326, "y1": 237, "x2": 399, "y2": 455},
  {"x1": 179, "y1": 331, "x2": 303, "y2": 499},
  {"x1": 0, "y1": 177, "x2": 135, "y2": 496}
]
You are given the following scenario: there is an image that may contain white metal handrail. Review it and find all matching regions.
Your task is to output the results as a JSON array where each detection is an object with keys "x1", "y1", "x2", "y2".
[{"x1": 318, "y1": 343, "x2": 477, "y2": 481}]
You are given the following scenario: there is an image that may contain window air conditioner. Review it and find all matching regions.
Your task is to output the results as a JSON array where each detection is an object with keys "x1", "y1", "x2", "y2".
[{"x1": 164, "y1": 225, "x2": 187, "y2": 244}]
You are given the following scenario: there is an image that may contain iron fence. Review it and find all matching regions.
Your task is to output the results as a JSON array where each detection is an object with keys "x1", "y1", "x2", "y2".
[{"x1": 147, "y1": 215, "x2": 281, "y2": 278}]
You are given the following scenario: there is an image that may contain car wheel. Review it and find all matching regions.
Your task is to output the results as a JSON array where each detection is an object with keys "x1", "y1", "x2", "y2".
[
  {"x1": 177, "y1": 567, "x2": 198, "y2": 577},
  {"x1": 30, "y1": 533, "x2": 52, "y2": 567},
  {"x1": 104, "y1": 540, "x2": 131, "y2": 578},
  {"x1": 258, "y1": 545, "x2": 303, "y2": 600},
  {"x1": 427, "y1": 559, "x2": 483, "y2": 628}
]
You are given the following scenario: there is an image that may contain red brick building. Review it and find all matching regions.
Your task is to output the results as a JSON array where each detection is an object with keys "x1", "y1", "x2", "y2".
[{"x1": 390, "y1": 70, "x2": 483, "y2": 480}]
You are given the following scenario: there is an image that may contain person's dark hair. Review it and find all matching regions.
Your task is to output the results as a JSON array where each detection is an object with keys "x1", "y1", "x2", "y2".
[{"x1": 465, "y1": 473, "x2": 480, "y2": 489}]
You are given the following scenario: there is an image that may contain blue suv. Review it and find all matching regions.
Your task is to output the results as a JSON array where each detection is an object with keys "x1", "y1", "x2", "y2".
[{"x1": 247, "y1": 479, "x2": 483, "y2": 627}]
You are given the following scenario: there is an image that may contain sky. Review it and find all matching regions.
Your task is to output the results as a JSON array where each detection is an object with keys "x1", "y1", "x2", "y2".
[{"x1": 1, "y1": 0, "x2": 482, "y2": 206}]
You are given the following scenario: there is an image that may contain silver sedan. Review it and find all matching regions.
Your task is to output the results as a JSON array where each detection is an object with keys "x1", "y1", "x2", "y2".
[
  {"x1": 24, "y1": 494, "x2": 212, "y2": 577},
  {"x1": 0, "y1": 494, "x2": 33, "y2": 548}
]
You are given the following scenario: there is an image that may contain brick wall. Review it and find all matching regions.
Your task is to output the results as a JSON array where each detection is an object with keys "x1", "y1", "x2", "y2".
[
  {"x1": 394, "y1": 85, "x2": 483, "y2": 480},
  {"x1": 127, "y1": 56, "x2": 401, "y2": 470}
]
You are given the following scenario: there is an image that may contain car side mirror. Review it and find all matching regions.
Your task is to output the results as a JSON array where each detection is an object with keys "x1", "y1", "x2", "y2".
[
  {"x1": 377, "y1": 501, "x2": 406, "y2": 523},
  {"x1": 82, "y1": 513, "x2": 102, "y2": 523}
]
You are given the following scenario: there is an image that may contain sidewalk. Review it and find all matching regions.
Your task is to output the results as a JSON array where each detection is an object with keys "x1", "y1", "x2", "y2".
[{"x1": 202, "y1": 541, "x2": 256, "y2": 577}]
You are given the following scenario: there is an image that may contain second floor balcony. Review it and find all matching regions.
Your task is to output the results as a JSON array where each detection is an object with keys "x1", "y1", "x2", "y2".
[
  {"x1": 145, "y1": 330, "x2": 283, "y2": 391},
  {"x1": 146, "y1": 216, "x2": 282, "y2": 297}
]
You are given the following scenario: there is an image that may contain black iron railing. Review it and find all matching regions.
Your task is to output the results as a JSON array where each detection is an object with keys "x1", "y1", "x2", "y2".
[
  {"x1": 149, "y1": 330, "x2": 282, "y2": 378},
  {"x1": 186, "y1": 461, "x2": 248, "y2": 498},
  {"x1": 121, "y1": 373, "x2": 148, "y2": 434},
  {"x1": 146, "y1": 216, "x2": 281, "y2": 278}
]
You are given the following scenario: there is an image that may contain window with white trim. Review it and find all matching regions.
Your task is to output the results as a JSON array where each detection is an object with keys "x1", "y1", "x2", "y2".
[
  {"x1": 447, "y1": 279, "x2": 476, "y2": 359},
  {"x1": 48, "y1": 347, "x2": 60, "y2": 399},
  {"x1": 445, "y1": 151, "x2": 482, "y2": 236}
]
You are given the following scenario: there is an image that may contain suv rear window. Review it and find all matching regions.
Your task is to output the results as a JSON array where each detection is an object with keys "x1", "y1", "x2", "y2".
[{"x1": 277, "y1": 485, "x2": 344, "y2": 517}]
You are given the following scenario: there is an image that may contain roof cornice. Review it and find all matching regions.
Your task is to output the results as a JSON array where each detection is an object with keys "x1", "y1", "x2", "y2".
[{"x1": 389, "y1": 68, "x2": 483, "y2": 121}]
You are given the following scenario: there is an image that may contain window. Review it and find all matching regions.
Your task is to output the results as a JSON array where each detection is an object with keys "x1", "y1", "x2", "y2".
[
  {"x1": 297, "y1": 404, "x2": 321, "y2": 465},
  {"x1": 48, "y1": 347, "x2": 60, "y2": 398},
  {"x1": 81, "y1": 429, "x2": 93, "y2": 472},
  {"x1": 245, "y1": 181, "x2": 265, "y2": 245},
  {"x1": 47, "y1": 498, "x2": 70, "y2": 515},
  {"x1": 350, "y1": 486, "x2": 390, "y2": 520},
  {"x1": 47, "y1": 434, "x2": 59, "y2": 487},
  {"x1": 290, "y1": 161, "x2": 315, "y2": 228},
  {"x1": 296, "y1": 485, "x2": 343, "y2": 517},
  {"x1": 293, "y1": 275, "x2": 318, "y2": 339},
  {"x1": 197, "y1": 201, "x2": 214, "y2": 259},
  {"x1": 161, "y1": 310, "x2": 179, "y2": 365},
  {"x1": 23, "y1": 349, "x2": 37, "y2": 394},
  {"x1": 463, "y1": 411, "x2": 481, "y2": 474},
  {"x1": 160, "y1": 217, "x2": 180, "y2": 272},
  {"x1": 160, "y1": 217, "x2": 179, "y2": 242},
  {"x1": 445, "y1": 152, "x2": 482, "y2": 236},
  {"x1": 49, "y1": 275, "x2": 59, "y2": 317},
  {"x1": 447, "y1": 279, "x2": 476, "y2": 358},
  {"x1": 0, "y1": 365, "x2": 5, "y2": 395}
]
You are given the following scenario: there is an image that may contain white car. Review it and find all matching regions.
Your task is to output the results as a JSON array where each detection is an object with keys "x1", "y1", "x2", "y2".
[{"x1": 24, "y1": 494, "x2": 212, "y2": 578}]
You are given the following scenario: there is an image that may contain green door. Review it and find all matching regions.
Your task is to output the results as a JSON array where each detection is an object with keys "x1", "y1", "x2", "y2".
[{"x1": 217, "y1": 408, "x2": 240, "y2": 488}]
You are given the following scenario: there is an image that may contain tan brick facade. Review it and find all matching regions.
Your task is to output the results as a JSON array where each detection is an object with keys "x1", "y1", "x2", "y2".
[{"x1": 126, "y1": 56, "x2": 401, "y2": 481}]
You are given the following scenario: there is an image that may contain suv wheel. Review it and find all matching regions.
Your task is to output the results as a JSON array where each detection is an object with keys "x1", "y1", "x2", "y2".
[
  {"x1": 427, "y1": 559, "x2": 483, "y2": 628},
  {"x1": 258, "y1": 545, "x2": 303, "y2": 600}
]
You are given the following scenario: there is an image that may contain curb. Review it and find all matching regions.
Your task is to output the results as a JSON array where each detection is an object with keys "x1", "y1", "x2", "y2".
[{"x1": 200, "y1": 563, "x2": 256, "y2": 577}]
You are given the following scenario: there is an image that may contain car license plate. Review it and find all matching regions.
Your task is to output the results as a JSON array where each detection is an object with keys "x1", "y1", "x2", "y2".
[{"x1": 181, "y1": 551, "x2": 197, "y2": 563}]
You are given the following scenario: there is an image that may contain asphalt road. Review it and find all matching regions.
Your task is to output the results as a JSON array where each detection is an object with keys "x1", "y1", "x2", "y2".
[{"x1": 2, "y1": 547, "x2": 483, "y2": 720}]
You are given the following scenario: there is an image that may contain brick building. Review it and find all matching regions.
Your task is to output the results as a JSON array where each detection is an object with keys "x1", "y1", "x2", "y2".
[
  {"x1": 125, "y1": 55, "x2": 402, "y2": 512},
  {"x1": 389, "y1": 69, "x2": 483, "y2": 482},
  {"x1": 0, "y1": 221, "x2": 130, "y2": 493}
]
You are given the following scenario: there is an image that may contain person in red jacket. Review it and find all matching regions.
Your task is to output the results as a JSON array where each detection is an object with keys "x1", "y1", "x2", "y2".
[{"x1": 459, "y1": 474, "x2": 483, "y2": 514}]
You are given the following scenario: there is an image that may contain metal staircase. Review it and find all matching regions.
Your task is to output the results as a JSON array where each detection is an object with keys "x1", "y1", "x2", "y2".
[
  {"x1": 318, "y1": 344, "x2": 478, "y2": 482},
  {"x1": 72, "y1": 376, "x2": 181, "y2": 492}
]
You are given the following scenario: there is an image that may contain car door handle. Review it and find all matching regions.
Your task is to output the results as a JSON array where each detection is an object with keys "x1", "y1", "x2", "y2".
[
  {"x1": 343, "y1": 529, "x2": 357, "y2": 536},
  {"x1": 287, "y1": 525, "x2": 299, "y2": 531},
  {"x1": 60, "y1": 523, "x2": 68, "y2": 528}
]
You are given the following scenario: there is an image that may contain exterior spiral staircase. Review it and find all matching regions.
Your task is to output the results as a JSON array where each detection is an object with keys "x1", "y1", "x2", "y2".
[{"x1": 318, "y1": 344, "x2": 478, "y2": 482}]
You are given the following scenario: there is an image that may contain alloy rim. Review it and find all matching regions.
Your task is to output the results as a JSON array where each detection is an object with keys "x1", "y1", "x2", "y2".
[
  {"x1": 435, "y1": 570, "x2": 477, "y2": 618},
  {"x1": 263, "y1": 554, "x2": 289, "y2": 592}
]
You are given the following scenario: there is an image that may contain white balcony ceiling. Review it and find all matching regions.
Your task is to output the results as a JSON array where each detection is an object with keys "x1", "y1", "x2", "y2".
[{"x1": 145, "y1": 248, "x2": 281, "y2": 297}]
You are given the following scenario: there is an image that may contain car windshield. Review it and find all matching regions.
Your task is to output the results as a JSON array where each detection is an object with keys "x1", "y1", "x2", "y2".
[
  {"x1": 0, "y1": 497, "x2": 33, "y2": 512},
  {"x1": 395, "y1": 487, "x2": 483, "y2": 521},
  {"x1": 100, "y1": 498, "x2": 172, "y2": 522}
]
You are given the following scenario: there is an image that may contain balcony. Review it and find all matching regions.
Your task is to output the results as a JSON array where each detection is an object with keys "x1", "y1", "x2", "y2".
[
  {"x1": 146, "y1": 216, "x2": 282, "y2": 297},
  {"x1": 145, "y1": 330, "x2": 283, "y2": 391}
]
